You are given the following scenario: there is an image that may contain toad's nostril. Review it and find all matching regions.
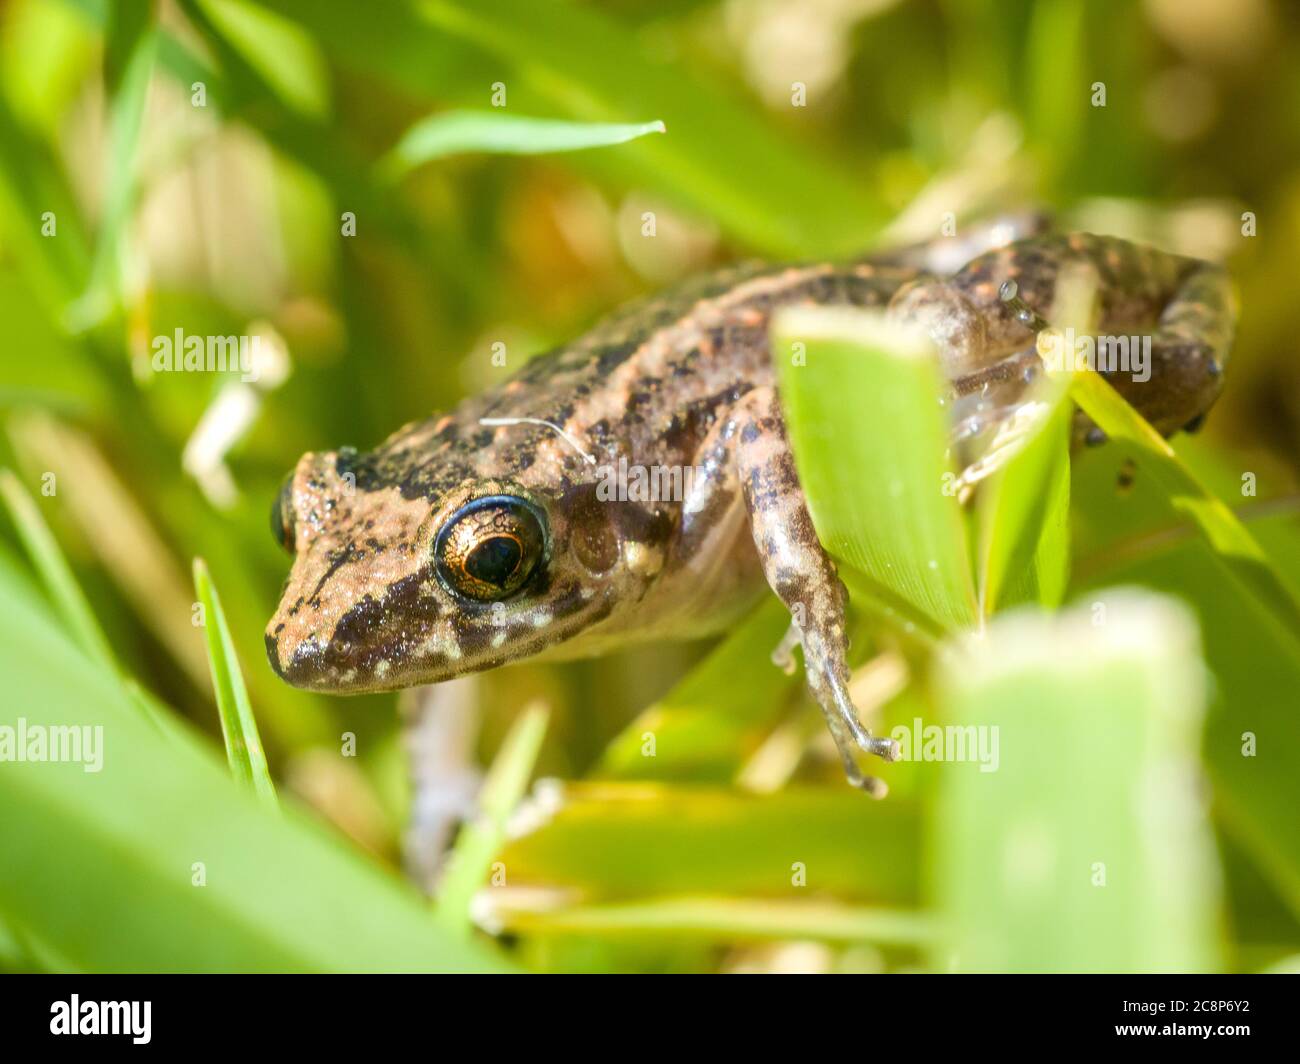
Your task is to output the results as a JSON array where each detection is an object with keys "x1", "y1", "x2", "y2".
[
  {"x1": 264, "y1": 628, "x2": 326, "y2": 686},
  {"x1": 264, "y1": 630, "x2": 285, "y2": 678}
]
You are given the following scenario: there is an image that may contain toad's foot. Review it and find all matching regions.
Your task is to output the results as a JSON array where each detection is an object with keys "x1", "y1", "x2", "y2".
[{"x1": 731, "y1": 385, "x2": 900, "y2": 795}]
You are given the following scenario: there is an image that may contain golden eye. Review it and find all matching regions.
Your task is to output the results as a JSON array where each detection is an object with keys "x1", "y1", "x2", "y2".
[
  {"x1": 434, "y1": 495, "x2": 547, "y2": 602},
  {"x1": 271, "y1": 476, "x2": 296, "y2": 553}
]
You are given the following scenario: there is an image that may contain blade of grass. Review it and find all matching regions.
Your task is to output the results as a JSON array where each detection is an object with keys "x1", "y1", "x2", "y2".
[
  {"x1": 1038, "y1": 260, "x2": 1300, "y2": 646},
  {"x1": 67, "y1": 0, "x2": 158, "y2": 331},
  {"x1": 147, "y1": 0, "x2": 494, "y2": 321},
  {"x1": 10, "y1": 411, "x2": 210, "y2": 687},
  {"x1": 185, "y1": 0, "x2": 329, "y2": 119},
  {"x1": 81, "y1": 0, "x2": 420, "y2": 250},
  {"x1": 1070, "y1": 440, "x2": 1300, "y2": 918},
  {"x1": 193, "y1": 557, "x2": 277, "y2": 809},
  {"x1": 382, "y1": 112, "x2": 665, "y2": 176},
  {"x1": 0, "y1": 571, "x2": 510, "y2": 972},
  {"x1": 435, "y1": 702, "x2": 549, "y2": 934},
  {"x1": 0, "y1": 473, "x2": 179, "y2": 736},
  {"x1": 256, "y1": 0, "x2": 888, "y2": 255},
  {"x1": 0, "y1": 469, "x2": 114, "y2": 670},
  {"x1": 1075, "y1": 491, "x2": 1300, "y2": 582},
  {"x1": 975, "y1": 376, "x2": 1073, "y2": 615},
  {"x1": 972, "y1": 258, "x2": 1083, "y2": 616},
  {"x1": 774, "y1": 306, "x2": 977, "y2": 634},
  {"x1": 933, "y1": 591, "x2": 1221, "y2": 972},
  {"x1": 1070, "y1": 368, "x2": 1300, "y2": 647},
  {"x1": 1025, "y1": 0, "x2": 1087, "y2": 176},
  {"x1": 485, "y1": 894, "x2": 937, "y2": 947},
  {"x1": 0, "y1": 88, "x2": 90, "y2": 317}
]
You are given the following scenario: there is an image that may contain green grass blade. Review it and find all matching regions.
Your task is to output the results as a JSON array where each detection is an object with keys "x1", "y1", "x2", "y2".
[
  {"x1": 933, "y1": 591, "x2": 1222, "y2": 972},
  {"x1": 0, "y1": 469, "x2": 115, "y2": 670},
  {"x1": 774, "y1": 306, "x2": 977, "y2": 634},
  {"x1": 183, "y1": 0, "x2": 329, "y2": 118},
  {"x1": 0, "y1": 88, "x2": 90, "y2": 316},
  {"x1": 975, "y1": 377, "x2": 1073, "y2": 615},
  {"x1": 1070, "y1": 367, "x2": 1300, "y2": 646},
  {"x1": 1025, "y1": 0, "x2": 1087, "y2": 173},
  {"x1": 486, "y1": 895, "x2": 936, "y2": 948},
  {"x1": 77, "y1": 0, "x2": 413, "y2": 257},
  {"x1": 435, "y1": 702, "x2": 549, "y2": 934},
  {"x1": 256, "y1": 0, "x2": 887, "y2": 255},
  {"x1": 383, "y1": 112, "x2": 665, "y2": 175},
  {"x1": 67, "y1": 0, "x2": 158, "y2": 330},
  {"x1": 0, "y1": 473, "x2": 180, "y2": 736},
  {"x1": 0, "y1": 572, "x2": 510, "y2": 972},
  {"x1": 193, "y1": 557, "x2": 277, "y2": 809}
]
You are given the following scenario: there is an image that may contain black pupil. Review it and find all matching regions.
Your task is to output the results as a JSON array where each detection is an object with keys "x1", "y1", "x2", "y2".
[{"x1": 466, "y1": 536, "x2": 522, "y2": 587}]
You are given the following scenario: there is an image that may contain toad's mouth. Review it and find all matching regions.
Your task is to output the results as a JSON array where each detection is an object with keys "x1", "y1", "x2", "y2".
[{"x1": 265, "y1": 580, "x2": 620, "y2": 693}]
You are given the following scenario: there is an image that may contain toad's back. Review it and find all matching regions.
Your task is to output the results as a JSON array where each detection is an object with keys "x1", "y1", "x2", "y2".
[{"x1": 344, "y1": 258, "x2": 918, "y2": 505}]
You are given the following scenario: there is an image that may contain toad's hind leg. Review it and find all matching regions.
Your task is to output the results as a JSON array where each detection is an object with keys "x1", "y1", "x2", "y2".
[
  {"x1": 1120, "y1": 261, "x2": 1236, "y2": 437},
  {"x1": 996, "y1": 258, "x2": 1237, "y2": 443},
  {"x1": 730, "y1": 385, "x2": 899, "y2": 795}
]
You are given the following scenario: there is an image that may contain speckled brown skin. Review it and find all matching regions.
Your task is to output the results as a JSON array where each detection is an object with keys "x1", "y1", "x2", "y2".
[
  {"x1": 898, "y1": 232, "x2": 1236, "y2": 444},
  {"x1": 267, "y1": 228, "x2": 1235, "y2": 793}
]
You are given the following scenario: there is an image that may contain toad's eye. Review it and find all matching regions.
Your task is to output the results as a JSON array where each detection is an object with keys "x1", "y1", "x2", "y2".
[
  {"x1": 434, "y1": 495, "x2": 547, "y2": 602},
  {"x1": 271, "y1": 477, "x2": 296, "y2": 553}
]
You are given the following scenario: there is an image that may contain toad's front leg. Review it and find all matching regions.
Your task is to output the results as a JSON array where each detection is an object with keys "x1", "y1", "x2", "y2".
[{"x1": 729, "y1": 385, "x2": 900, "y2": 795}]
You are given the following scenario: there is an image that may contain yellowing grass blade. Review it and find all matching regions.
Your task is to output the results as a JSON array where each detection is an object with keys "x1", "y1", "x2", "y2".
[{"x1": 436, "y1": 702, "x2": 549, "y2": 934}]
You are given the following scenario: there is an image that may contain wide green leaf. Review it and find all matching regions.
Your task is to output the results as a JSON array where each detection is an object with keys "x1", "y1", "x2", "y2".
[
  {"x1": 774, "y1": 306, "x2": 977, "y2": 634},
  {"x1": 932, "y1": 591, "x2": 1221, "y2": 972},
  {"x1": 497, "y1": 781, "x2": 918, "y2": 903},
  {"x1": 0, "y1": 553, "x2": 509, "y2": 973},
  {"x1": 1072, "y1": 439, "x2": 1300, "y2": 919},
  {"x1": 975, "y1": 375, "x2": 1073, "y2": 614}
]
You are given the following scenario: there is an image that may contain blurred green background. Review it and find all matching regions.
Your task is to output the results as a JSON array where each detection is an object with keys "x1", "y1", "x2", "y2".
[{"x1": 1, "y1": 0, "x2": 1299, "y2": 974}]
